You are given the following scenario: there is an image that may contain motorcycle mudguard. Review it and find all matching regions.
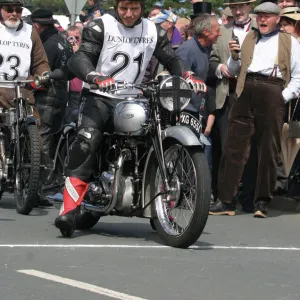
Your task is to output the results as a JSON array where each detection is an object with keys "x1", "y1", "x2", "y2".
[
  {"x1": 162, "y1": 125, "x2": 209, "y2": 147},
  {"x1": 142, "y1": 126, "x2": 209, "y2": 218}
]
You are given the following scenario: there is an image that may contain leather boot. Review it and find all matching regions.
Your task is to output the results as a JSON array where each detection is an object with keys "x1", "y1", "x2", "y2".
[{"x1": 55, "y1": 177, "x2": 89, "y2": 231}]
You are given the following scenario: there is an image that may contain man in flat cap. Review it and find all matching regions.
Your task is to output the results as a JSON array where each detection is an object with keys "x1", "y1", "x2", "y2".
[
  {"x1": 209, "y1": 0, "x2": 257, "y2": 210},
  {"x1": 31, "y1": 8, "x2": 73, "y2": 201},
  {"x1": 210, "y1": 2, "x2": 300, "y2": 218}
]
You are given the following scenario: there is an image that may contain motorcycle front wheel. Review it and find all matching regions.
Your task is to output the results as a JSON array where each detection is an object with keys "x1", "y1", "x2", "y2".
[
  {"x1": 14, "y1": 123, "x2": 40, "y2": 215},
  {"x1": 152, "y1": 143, "x2": 210, "y2": 248}
]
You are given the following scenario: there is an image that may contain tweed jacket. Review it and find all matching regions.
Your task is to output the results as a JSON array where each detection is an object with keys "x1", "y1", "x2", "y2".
[{"x1": 209, "y1": 19, "x2": 257, "y2": 109}]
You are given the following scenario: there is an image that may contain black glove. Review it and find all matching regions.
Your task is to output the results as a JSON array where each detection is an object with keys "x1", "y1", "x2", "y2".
[{"x1": 86, "y1": 72, "x2": 115, "y2": 92}]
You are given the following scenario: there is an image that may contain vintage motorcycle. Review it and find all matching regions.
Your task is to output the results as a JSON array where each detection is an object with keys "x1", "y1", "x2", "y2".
[
  {"x1": 0, "y1": 70, "x2": 63, "y2": 215},
  {"x1": 53, "y1": 76, "x2": 211, "y2": 248}
]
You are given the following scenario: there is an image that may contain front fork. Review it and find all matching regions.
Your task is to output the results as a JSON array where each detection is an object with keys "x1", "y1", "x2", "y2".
[{"x1": 152, "y1": 110, "x2": 170, "y2": 192}]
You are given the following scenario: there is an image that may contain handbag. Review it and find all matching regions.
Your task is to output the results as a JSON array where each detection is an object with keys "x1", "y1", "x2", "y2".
[{"x1": 287, "y1": 96, "x2": 300, "y2": 138}]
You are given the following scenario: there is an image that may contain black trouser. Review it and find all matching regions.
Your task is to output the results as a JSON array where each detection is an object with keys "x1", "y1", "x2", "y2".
[
  {"x1": 218, "y1": 75, "x2": 285, "y2": 205},
  {"x1": 35, "y1": 89, "x2": 67, "y2": 163},
  {"x1": 66, "y1": 91, "x2": 119, "y2": 182},
  {"x1": 65, "y1": 91, "x2": 81, "y2": 124}
]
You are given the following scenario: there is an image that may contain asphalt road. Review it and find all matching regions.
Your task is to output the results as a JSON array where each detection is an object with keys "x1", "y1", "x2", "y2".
[{"x1": 1, "y1": 194, "x2": 300, "y2": 300}]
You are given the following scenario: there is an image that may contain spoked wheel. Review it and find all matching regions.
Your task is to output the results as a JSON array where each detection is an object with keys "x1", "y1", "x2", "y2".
[
  {"x1": 153, "y1": 144, "x2": 210, "y2": 248},
  {"x1": 14, "y1": 124, "x2": 40, "y2": 215}
]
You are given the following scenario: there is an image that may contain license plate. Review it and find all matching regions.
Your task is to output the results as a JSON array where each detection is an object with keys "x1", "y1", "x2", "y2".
[{"x1": 180, "y1": 112, "x2": 202, "y2": 135}]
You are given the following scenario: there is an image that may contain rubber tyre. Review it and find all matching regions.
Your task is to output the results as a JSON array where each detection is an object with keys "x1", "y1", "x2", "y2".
[
  {"x1": 15, "y1": 124, "x2": 40, "y2": 215},
  {"x1": 153, "y1": 145, "x2": 210, "y2": 248},
  {"x1": 150, "y1": 219, "x2": 156, "y2": 231},
  {"x1": 75, "y1": 212, "x2": 101, "y2": 230}
]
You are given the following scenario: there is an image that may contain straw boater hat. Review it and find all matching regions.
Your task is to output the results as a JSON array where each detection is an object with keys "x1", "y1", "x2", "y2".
[
  {"x1": 280, "y1": 6, "x2": 300, "y2": 21},
  {"x1": 224, "y1": 0, "x2": 255, "y2": 6}
]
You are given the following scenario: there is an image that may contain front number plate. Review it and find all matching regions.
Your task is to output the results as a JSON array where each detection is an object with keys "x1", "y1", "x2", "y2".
[{"x1": 180, "y1": 112, "x2": 202, "y2": 135}]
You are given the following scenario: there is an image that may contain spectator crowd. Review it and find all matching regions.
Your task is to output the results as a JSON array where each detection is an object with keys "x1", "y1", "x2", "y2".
[{"x1": 4, "y1": 0, "x2": 300, "y2": 216}]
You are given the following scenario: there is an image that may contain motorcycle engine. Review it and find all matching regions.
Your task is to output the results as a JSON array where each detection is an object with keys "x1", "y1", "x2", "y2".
[{"x1": 115, "y1": 175, "x2": 134, "y2": 212}]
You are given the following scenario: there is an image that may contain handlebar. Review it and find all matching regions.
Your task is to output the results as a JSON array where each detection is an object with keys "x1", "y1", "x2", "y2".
[
  {"x1": 89, "y1": 80, "x2": 157, "y2": 93},
  {"x1": 89, "y1": 81, "x2": 140, "y2": 90},
  {"x1": 0, "y1": 69, "x2": 65, "y2": 87}
]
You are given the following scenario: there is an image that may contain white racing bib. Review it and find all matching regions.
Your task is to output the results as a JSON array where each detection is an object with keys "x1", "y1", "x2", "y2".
[
  {"x1": 0, "y1": 22, "x2": 33, "y2": 88},
  {"x1": 85, "y1": 14, "x2": 157, "y2": 98}
]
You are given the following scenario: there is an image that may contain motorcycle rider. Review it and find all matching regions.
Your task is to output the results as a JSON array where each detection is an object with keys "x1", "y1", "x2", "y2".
[
  {"x1": 55, "y1": 0, "x2": 206, "y2": 232},
  {"x1": 0, "y1": 0, "x2": 49, "y2": 110}
]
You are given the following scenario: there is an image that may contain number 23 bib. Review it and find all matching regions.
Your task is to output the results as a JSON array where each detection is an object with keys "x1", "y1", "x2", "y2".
[{"x1": 0, "y1": 22, "x2": 32, "y2": 88}]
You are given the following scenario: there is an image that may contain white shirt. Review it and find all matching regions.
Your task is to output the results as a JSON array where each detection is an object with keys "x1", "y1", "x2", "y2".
[
  {"x1": 215, "y1": 20, "x2": 251, "y2": 79},
  {"x1": 227, "y1": 33, "x2": 300, "y2": 102}
]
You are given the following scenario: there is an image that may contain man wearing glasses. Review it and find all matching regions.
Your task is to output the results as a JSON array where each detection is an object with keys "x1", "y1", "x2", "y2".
[
  {"x1": 0, "y1": 0, "x2": 49, "y2": 94},
  {"x1": 0, "y1": 0, "x2": 49, "y2": 114}
]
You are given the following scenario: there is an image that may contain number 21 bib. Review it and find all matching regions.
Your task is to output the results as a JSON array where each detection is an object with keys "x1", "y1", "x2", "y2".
[{"x1": 89, "y1": 14, "x2": 157, "y2": 97}]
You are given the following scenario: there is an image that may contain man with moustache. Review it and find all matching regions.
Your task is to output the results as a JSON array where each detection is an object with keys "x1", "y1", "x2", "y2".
[
  {"x1": 0, "y1": 0, "x2": 50, "y2": 206},
  {"x1": 0, "y1": 1, "x2": 50, "y2": 206},
  {"x1": 209, "y1": 2, "x2": 300, "y2": 218},
  {"x1": 0, "y1": 0, "x2": 49, "y2": 113},
  {"x1": 209, "y1": 0, "x2": 257, "y2": 210}
]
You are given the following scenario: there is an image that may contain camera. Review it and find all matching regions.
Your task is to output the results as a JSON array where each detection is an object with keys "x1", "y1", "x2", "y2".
[
  {"x1": 67, "y1": 36, "x2": 76, "y2": 44},
  {"x1": 232, "y1": 35, "x2": 240, "y2": 54}
]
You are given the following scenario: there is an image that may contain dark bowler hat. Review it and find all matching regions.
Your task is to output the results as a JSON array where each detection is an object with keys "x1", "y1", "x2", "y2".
[
  {"x1": 190, "y1": 2, "x2": 212, "y2": 20},
  {"x1": 224, "y1": 0, "x2": 255, "y2": 5},
  {"x1": 31, "y1": 8, "x2": 55, "y2": 25}
]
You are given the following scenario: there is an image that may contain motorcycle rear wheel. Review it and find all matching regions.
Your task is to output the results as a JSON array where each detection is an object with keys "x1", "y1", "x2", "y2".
[
  {"x1": 14, "y1": 124, "x2": 40, "y2": 215},
  {"x1": 153, "y1": 143, "x2": 210, "y2": 248}
]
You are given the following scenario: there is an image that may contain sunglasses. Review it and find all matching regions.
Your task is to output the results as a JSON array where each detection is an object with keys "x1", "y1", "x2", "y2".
[{"x1": 2, "y1": 6, "x2": 23, "y2": 14}]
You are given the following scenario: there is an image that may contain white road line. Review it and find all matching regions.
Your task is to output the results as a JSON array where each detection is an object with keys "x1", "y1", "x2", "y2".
[
  {"x1": 1, "y1": 244, "x2": 300, "y2": 250},
  {"x1": 17, "y1": 269, "x2": 148, "y2": 300}
]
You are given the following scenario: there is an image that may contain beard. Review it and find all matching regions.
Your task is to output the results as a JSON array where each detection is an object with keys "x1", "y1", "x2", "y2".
[{"x1": 4, "y1": 18, "x2": 21, "y2": 29}]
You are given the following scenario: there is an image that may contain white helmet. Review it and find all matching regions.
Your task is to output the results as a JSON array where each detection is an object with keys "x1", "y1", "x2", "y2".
[{"x1": 21, "y1": 7, "x2": 31, "y2": 17}]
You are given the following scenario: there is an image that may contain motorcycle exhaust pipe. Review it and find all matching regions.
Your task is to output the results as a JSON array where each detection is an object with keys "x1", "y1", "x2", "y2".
[{"x1": 49, "y1": 193, "x2": 107, "y2": 213}]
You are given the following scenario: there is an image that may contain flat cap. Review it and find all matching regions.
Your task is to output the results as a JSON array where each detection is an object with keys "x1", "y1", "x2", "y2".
[{"x1": 254, "y1": 2, "x2": 280, "y2": 14}]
